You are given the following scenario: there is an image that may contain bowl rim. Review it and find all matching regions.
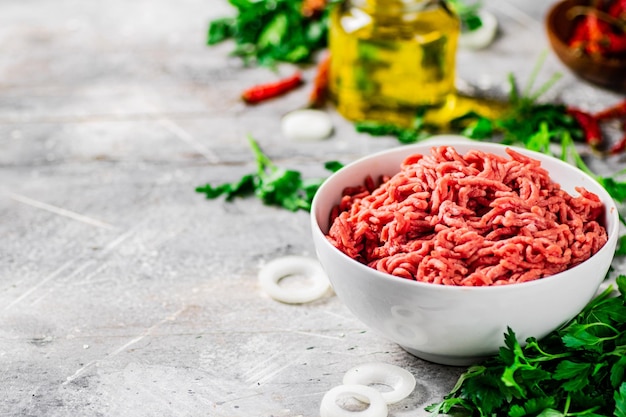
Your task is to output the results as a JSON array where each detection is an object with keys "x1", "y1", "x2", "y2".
[{"x1": 311, "y1": 138, "x2": 619, "y2": 293}]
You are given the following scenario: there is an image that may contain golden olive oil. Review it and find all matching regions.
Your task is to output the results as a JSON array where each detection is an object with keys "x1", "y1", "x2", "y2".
[{"x1": 329, "y1": 0, "x2": 461, "y2": 126}]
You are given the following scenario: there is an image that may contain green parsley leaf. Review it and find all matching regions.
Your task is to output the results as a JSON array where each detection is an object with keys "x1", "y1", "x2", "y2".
[
  {"x1": 616, "y1": 236, "x2": 626, "y2": 256},
  {"x1": 196, "y1": 136, "x2": 336, "y2": 212},
  {"x1": 597, "y1": 177, "x2": 626, "y2": 203},
  {"x1": 354, "y1": 109, "x2": 435, "y2": 143},
  {"x1": 560, "y1": 323, "x2": 605, "y2": 352},
  {"x1": 195, "y1": 174, "x2": 255, "y2": 200},
  {"x1": 616, "y1": 382, "x2": 626, "y2": 417},
  {"x1": 257, "y1": 13, "x2": 289, "y2": 50},
  {"x1": 463, "y1": 116, "x2": 493, "y2": 139},
  {"x1": 553, "y1": 360, "x2": 592, "y2": 392},
  {"x1": 324, "y1": 160, "x2": 344, "y2": 173},
  {"x1": 535, "y1": 409, "x2": 565, "y2": 417},
  {"x1": 207, "y1": 17, "x2": 237, "y2": 45},
  {"x1": 500, "y1": 327, "x2": 534, "y2": 396},
  {"x1": 618, "y1": 275, "x2": 626, "y2": 298},
  {"x1": 611, "y1": 357, "x2": 626, "y2": 389},
  {"x1": 521, "y1": 397, "x2": 558, "y2": 416}
]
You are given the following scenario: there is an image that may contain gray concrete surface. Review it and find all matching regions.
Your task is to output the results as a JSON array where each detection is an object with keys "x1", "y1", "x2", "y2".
[{"x1": 1, "y1": 1, "x2": 624, "y2": 416}]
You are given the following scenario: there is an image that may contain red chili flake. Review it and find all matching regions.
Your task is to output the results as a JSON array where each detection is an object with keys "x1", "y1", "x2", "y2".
[
  {"x1": 567, "y1": 107, "x2": 603, "y2": 148},
  {"x1": 241, "y1": 72, "x2": 303, "y2": 104},
  {"x1": 594, "y1": 99, "x2": 626, "y2": 121}
]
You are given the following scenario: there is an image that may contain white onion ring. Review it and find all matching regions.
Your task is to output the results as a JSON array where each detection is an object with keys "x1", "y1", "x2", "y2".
[
  {"x1": 281, "y1": 109, "x2": 333, "y2": 142},
  {"x1": 320, "y1": 384, "x2": 388, "y2": 417},
  {"x1": 258, "y1": 256, "x2": 330, "y2": 304},
  {"x1": 342, "y1": 363, "x2": 416, "y2": 404}
]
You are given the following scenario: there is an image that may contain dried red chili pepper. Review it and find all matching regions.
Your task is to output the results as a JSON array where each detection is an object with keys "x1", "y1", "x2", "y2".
[
  {"x1": 584, "y1": 14, "x2": 612, "y2": 55},
  {"x1": 567, "y1": 107, "x2": 603, "y2": 147},
  {"x1": 241, "y1": 72, "x2": 303, "y2": 104},
  {"x1": 593, "y1": 99, "x2": 626, "y2": 121},
  {"x1": 568, "y1": 16, "x2": 592, "y2": 50},
  {"x1": 309, "y1": 54, "x2": 330, "y2": 108}
]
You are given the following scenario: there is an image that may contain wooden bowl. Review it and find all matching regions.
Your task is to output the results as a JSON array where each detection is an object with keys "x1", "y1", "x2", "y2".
[{"x1": 546, "y1": 0, "x2": 626, "y2": 92}]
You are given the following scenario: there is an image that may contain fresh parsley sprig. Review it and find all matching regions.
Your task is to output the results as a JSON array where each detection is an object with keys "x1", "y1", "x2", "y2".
[
  {"x1": 427, "y1": 275, "x2": 626, "y2": 417},
  {"x1": 195, "y1": 136, "x2": 342, "y2": 212},
  {"x1": 207, "y1": 0, "x2": 331, "y2": 67}
]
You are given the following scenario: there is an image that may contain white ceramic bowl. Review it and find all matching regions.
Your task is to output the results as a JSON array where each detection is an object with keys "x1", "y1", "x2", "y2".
[{"x1": 311, "y1": 136, "x2": 619, "y2": 366}]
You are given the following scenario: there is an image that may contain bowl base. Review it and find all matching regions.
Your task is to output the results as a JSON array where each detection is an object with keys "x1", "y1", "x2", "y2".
[{"x1": 400, "y1": 345, "x2": 491, "y2": 367}]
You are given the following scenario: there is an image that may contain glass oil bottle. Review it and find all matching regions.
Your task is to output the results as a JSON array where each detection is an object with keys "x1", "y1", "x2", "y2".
[{"x1": 328, "y1": 0, "x2": 461, "y2": 127}]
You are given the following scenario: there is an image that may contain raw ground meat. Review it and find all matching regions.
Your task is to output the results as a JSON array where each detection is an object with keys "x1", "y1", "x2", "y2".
[{"x1": 326, "y1": 146, "x2": 608, "y2": 286}]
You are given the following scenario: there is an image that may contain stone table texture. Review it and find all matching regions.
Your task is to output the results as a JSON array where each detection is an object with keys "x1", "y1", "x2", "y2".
[{"x1": 1, "y1": 1, "x2": 624, "y2": 416}]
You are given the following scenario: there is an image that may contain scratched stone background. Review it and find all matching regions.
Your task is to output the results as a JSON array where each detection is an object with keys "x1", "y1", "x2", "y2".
[{"x1": 0, "y1": 1, "x2": 624, "y2": 416}]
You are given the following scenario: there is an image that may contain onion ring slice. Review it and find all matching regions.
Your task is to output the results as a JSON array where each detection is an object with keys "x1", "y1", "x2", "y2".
[
  {"x1": 281, "y1": 109, "x2": 333, "y2": 142},
  {"x1": 320, "y1": 384, "x2": 388, "y2": 417},
  {"x1": 258, "y1": 256, "x2": 330, "y2": 304},
  {"x1": 342, "y1": 363, "x2": 416, "y2": 404}
]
